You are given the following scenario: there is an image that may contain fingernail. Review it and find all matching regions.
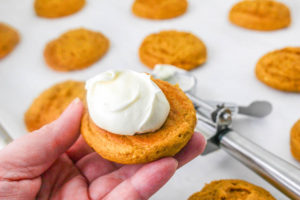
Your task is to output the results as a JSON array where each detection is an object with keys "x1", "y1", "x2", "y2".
[
  {"x1": 166, "y1": 157, "x2": 178, "y2": 169},
  {"x1": 72, "y1": 98, "x2": 80, "y2": 105},
  {"x1": 67, "y1": 98, "x2": 81, "y2": 110}
]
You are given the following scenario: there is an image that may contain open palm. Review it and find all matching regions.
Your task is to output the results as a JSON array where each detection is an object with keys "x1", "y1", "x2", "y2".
[{"x1": 0, "y1": 99, "x2": 206, "y2": 200}]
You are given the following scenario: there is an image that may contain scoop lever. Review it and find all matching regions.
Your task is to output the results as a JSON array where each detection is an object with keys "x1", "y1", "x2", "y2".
[
  {"x1": 204, "y1": 100, "x2": 273, "y2": 118},
  {"x1": 239, "y1": 100, "x2": 272, "y2": 118}
]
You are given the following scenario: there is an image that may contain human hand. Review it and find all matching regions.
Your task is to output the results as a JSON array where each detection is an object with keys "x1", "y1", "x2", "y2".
[{"x1": 0, "y1": 98, "x2": 206, "y2": 200}]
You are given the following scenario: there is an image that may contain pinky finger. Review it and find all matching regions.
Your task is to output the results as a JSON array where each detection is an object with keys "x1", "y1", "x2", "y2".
[{"x1": 174, "y1": 132, "x2": 206, "y2": 168}]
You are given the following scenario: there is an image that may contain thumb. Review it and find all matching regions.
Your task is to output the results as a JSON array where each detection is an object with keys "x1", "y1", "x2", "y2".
[{"x1": 0, "y1": 98, "x2": 83, "y2": 180}]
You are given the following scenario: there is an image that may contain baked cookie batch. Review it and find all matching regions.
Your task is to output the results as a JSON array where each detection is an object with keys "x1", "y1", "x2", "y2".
[
  {"x1": 255, "y1": 47, "x2": 300, "y2": 92},
  {"x1": 44, "y1": 28, "x2": 109, "y2": 71},
  {"x1": 34, "y1": 0, "x2": 86, "y2": 18},
  {"x1": 1, "y1": 0, "x2": 299, "y2": 198},
  {"x1": 291, "y1": 120, "x2": 300, "y2": 162},
  {"x1": 139, "y1": 30, "x2": 207, "y2": 70},
  {"x1": 229, "y1": 0, "x2": 291, "y2": 31},
  {"x1": 0, "y1": 23, "x2": 19, "y2": 59},
  {"x1": 188, "y1": 179, "x2": 276, "y2": 200},
  {"x1": 132, "y1": 0, "x2": 188, "y2": 20},
  {"x1": 25, "y1": 80, "x2": 85, "y2": 131}
]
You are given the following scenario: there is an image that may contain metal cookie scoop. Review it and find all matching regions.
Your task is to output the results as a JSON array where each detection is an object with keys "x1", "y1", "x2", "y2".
[{"x1": 152, "y1": 64, "x2": 300, "y2": 200}]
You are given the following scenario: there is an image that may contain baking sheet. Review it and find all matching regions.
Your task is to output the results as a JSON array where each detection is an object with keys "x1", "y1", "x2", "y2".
[{"x1": 0, "y1": 0, "x2": 299, "y2": 199}]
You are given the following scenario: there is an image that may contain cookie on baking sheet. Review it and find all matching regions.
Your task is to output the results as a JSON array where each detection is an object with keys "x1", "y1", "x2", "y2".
[
  {"x1": 81, "y1": 79, "x2": 196, "y2": 164},
  {"x1": 25, "y1": 80, "x2": 85, "y2": 132},
  {"x1": 229, "y1": 0, "x2": 291, "y2": 31},
  {"x1": 291, "y1": 119, "x2": 300, "y2": 161},
  {"x1": 34, "y1": 0, "x2": 85, "y2": 18},
  {"x1": 0, "y1": 23, "x2": 19, "y2": 59},
  {"x1": 132, "y1": 0, "x2": 188, "y2": 20},
  {"x1": 44, "y1": 28, "x2": 109, "y2": 71},
  {"x1": 255, "y1": 47, "x2": 300, "y2": 92},
  {"x1": 139, "y1": 30, "x2": 206, "y2": 70},
  {"x1": 188, "y1": 179, "x2": 276, "y2": 200}
]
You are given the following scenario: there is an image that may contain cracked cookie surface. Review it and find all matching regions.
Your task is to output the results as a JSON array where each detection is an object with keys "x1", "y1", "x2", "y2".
[
  {"x1": 132, "y1": 0, "x2": 188, "y2": 20},
  {"x1": 44, "y1": 28, "x2": 109, "y2": 71},
  {"x1": 34, "y1": 0, "x2": 86, "y2": 18},
  {"x1": 255, "y1": 47, "x2": 300, "y2": 92},
  {"x1": 188, "y1": 179, "x2": 275, "y2": 200},
  {"x1": 229, "y1": 0, "x2": 291, "y2": 31},
  {"x1": 139, "y1": 30, "x2": 206, "y2": 70},
  {"x1": 25, "y1": 80, "x2": 85, "y2": 132}
]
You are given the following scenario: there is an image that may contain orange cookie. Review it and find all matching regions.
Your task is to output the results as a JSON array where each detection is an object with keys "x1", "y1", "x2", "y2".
[
  {"x1": 81, "y1": 79, "x2": 196, "y2": 164},
  {"x1": 188, "y1": 179, "x2": 276, "y2": 200},
  {"x1": 44, "y1": 28, "x2": 109, "y2": 71},
  {"x1": 229, "y1": 0, "x2": 291, "y2": 31},
  {"x1": 25, "y1": 80, "x2": 85, "y2": 132},
  {"x1": 255, "y1": 47, "x2": 300, "y2": 92},
  {"x1": 139, "y1": 30, "x2": 207, "y2": 70},
  {"x1": 291, "y1": 119, "x2": 300, "y2": 161},
  {"x1": 34, "y1": 0, "x2": 85, "y2": 18},
  {"x1": 132, "y1": 0, "x2": 188, "y2": 20},
  {"x1": 0, "y1": 23, "x2": 19, "y2": 59}
]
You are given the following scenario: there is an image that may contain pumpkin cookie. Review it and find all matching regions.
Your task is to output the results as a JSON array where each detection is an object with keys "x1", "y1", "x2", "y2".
[
  {"x1": 132, "y1": 0, "x2": 188, "y2": 20},
  {"x1": 0, "y1": 23, "x2": 19, "y2": 59},
  {"x1": 188, "y1": 179, "x2": 276, "y2": 200},
  {"x1": 34, "y1": 0, "x2": 85, "y2": 18},
  {"x1": 291, "y1": 119, "x2": 300, "y2": 161},
  {"x1": 81, "y1": 79, "x2": 196, "y2": 164},
  {"x1": 25, "y1": 80, "x2": 85, "y2": 132},
  {"x1": 139, "y1": 30, "x2": 206, "y2": 70},
  {"x1": 255, "y1": 47, "x2": 300, "y2": 92},
  {"x1": 229, "y1": 0, "x2": 291, "y2": 31},
  {"x1": 44, "y1": 28, "x2": 109, "y2": 71}
]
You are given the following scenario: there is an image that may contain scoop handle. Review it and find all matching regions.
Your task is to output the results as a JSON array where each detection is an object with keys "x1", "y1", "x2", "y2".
[{"x1": 220, "y1": 130, "x2": 300, "y2": 200}]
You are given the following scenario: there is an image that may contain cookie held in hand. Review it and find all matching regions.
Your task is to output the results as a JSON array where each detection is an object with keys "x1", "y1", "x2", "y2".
[{"x1": 81, "y1": 72, "x2": 196, "y2": 164}]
